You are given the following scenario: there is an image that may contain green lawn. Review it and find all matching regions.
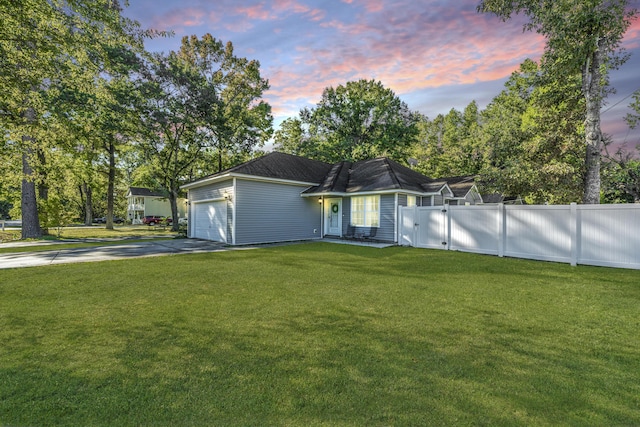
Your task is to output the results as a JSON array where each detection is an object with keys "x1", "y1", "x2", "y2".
[
  {"x1": 1, "y1": 243, "x2": 639, "y2": 426},
  {"x1": 0, "y1": 226, "x2": 178, "y2": 253}
]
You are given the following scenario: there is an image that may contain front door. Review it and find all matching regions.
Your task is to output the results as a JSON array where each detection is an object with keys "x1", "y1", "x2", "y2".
[{"x1": 324, "y1": 198, "x2": 342, "y2": 236}]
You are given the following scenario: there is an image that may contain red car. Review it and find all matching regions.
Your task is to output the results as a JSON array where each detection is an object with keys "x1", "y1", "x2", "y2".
[{"x1": 142, "y1": 215, "x2": 172, "y2": 226}]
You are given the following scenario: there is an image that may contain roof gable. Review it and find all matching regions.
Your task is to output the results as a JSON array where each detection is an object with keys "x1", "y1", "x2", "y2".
[
  {"x1": 303, "y1": 157, "x2": 437, "y2": 194},
  {"x1": 436, "y1": 175, "x2": 477, "y2": 197},
  {"x1": 128, "y1": 187, "x2": 166, "y2": 197}
]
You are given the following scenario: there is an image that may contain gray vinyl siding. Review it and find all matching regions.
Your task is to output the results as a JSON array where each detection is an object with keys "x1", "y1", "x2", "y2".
[
  {"x1": 341, "y1": 194, "x2": 396, "y2": 242},
  {"x1": 433, "y1": 194, "x2": 444, "y2": 206},
  {"x1": 397, "y1": 194, "x2": 407, "y2": 207},
  {"x1": 234, "y1": 179, "x2": 321, "y2": 245},
  {"x1": 189, "y1": 181, "x2": 233, "y2": 202},
  {"x1": 341, "y1": 198, "x2": 351, "y2": 236},
  {"x1": 466, "y1": 188, "x2": 482, "y2": 205},
  {"x1": 378, "y1": 194, "x2": 396, "y2": 242}
]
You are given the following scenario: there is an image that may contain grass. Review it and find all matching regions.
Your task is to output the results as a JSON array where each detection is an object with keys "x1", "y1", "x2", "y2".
[
  {"x1": 0, "y1": 229, "x2": 20, "y2": 242},
  {"x1": 1, "y1": 243, "x2": 639, "y2": 426},
  {"x1": 0, "y1": 226, "x2": 178, "y2": 253},
  {"x1": 49, "y1": 225, "x2": 178, "y2": 240}
]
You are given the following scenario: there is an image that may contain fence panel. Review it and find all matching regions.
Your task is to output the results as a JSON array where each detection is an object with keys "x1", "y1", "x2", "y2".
[
  {"x1": 398, "y1": 206, "x2": 416, "y2": 247},
  {"x1": 578, "y1": 204, "x2": 640, "y2": 269},
  {"x1": 399, "y1": 203, "x2": 640, "y2": 270},
  {"x1": 416, "y1": 207, "x2": 447, "y2": 249},
  {"x1": 449, "y1": 206, "x2": 500, "y2": 255},
  {"x1": 504, "y1": 205, "x2": 572, "y2": 263}
]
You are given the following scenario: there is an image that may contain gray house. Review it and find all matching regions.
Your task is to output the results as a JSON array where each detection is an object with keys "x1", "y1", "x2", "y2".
[{"x1": 181, "y1": 152, "x2": 482, "y2": 245}]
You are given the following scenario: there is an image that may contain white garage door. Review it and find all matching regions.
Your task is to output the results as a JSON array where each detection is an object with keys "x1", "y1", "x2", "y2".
[{"x1": 193, "y1": 201, "x2": 227, "y2": 242}]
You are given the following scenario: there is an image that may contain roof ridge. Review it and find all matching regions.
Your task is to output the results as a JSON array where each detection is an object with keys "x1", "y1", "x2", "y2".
[{"x1": 382, "y1": 158, "x2": 402, "y2": 188}]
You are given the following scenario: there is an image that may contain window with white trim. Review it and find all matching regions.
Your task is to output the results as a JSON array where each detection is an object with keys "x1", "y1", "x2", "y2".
[{"x1": 351, "y1": 195, "x2": 379, "y2": 227}]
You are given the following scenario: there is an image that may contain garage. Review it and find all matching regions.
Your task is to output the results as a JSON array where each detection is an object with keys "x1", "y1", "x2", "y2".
[{"x1": 192, "y1": 200, "x2": 227, "y2": 242}]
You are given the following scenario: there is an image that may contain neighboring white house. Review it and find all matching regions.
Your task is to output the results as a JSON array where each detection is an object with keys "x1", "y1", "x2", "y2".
[{"x1": 126, "y1": 187, "x2": 187, "y2": 224}]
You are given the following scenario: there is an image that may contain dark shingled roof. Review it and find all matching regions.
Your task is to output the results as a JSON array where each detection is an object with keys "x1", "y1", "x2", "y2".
[
  {"x1": 303, "y1": 157, "x2": 436, "y2": 194},
  {"x1": 436, "y1": 175, "x2": 477, "y2": 197},
  {"x1": 184, "y1": 152, "x2": 479, "y2": 196},
  {"x1": 128, "y1": 187, "x2": 166, "y2": 197},
  {"x1": 188, "y1": 152, "x2": 332, "y2": 185}
]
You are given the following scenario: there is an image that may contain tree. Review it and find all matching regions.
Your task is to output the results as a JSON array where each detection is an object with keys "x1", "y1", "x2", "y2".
[
  {"x1": 624, "y1": 90, "x2": 640, "y2": 129},
  {"x1": 480, "y1": 59, "x2": 585, "y2": 203},
  {"x1": 601, "y1": 150, "x2": 640, "y2": 202},
  {"x1": 478, "y1": 0, "x2": 638, "y2": 203},
  {"x1": 600, "y1": 90, "x2": 640, "y2": 203},
  {"x1": 275, "y1": 79, "x2": 420, "y2": 163},
  {"x1": 0, "y1": 0, "x2": 149, "y2": 237},
  {"x1": 410, "y1": 101, "x2": 485, "y2": 177},
  {"x1": 138, "y1": 34, "x2": 272, "y2": 230}
]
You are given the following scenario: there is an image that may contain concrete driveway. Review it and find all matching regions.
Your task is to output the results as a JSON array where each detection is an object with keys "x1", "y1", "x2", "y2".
[{"x1": 0, "y1": 239, "x2": 233, "y2": 269}]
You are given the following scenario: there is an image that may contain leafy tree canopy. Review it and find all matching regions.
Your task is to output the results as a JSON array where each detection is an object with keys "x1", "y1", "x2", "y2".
[
  {"x1": 478, "y1": 0, "x2": 638, "y2": 203},
  {"x1": 275, "y1": 79, "x2": 420, "y2": 164}
]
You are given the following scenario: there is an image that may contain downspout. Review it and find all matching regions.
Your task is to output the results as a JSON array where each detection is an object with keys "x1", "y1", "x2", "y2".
[
  {"x1": 394, "y1": 193, "x2": 398, "y2": 243},
  {"x1": 320, "y1": 197, "x2": 324, "y2": 239},
  {"x1": 187, "y1": 191, "x2": 191, "y2": 238},
  {"x1": 232, "y1": 178, "x2": 237, "y2": 245}
]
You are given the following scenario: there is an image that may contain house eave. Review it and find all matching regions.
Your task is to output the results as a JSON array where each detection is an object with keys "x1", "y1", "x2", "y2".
[
  {"x1": 181, "y1": 172, "x2": 321, "y2": 190},
  {"x1": 301, "y1": 189, "x2": 443, "y2": 198}
]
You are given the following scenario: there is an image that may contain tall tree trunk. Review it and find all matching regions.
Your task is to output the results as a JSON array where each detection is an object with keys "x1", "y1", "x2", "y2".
[
  {"x1": 21, "y1": 148, "x2": 42, "y2": 239},
  {"x1": 83, "y1": 182, "x2": 93, "y2": 226},
  {"x1": 106, "y1": 140, "x2": 116, "y2": 230},
  {"x1": 20, "y1": 107, "x2": 42, "y2": 239},
  {"x1": 169, "y1": 185, "x2": 179, "y2": 232},
  {"x1": 582, "y1": 42, "x2": 604, "y2": 204}
]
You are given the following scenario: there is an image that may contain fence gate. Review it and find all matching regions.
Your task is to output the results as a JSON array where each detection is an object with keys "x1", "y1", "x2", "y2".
[{"x1": 399, "y1": 206, "x2": 448, "y2": 250}]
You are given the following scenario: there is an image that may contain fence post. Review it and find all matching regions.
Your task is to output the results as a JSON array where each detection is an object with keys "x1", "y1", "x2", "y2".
[
  {"x1": 570, "y1": 202, "x2": 577, "y2": 266},
  {"x1": 413, "y1": 204, "x2": 418, "y2": 247},
  {"x1": 497, "y1": 203, "x2": 504, "y2": 257}
]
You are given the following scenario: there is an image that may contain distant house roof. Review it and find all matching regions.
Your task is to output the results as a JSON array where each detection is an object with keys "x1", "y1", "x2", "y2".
[
  {"x1": 481, "y1": 193, "x2": 523, "y2": 204},
  {"x1": 437, "y1": 175, "x2": 477, "y2": 198},
  {"x1": 128, "y1": 187, "x2": 166, "y2": 197}
]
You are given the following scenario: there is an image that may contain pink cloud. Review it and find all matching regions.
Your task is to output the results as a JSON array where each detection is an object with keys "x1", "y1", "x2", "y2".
[
  {"x1": 272, "y1": 0, "x2": 325, "y2": 21},
  {"x1": 234, "y1": 3, "x2": 274, "y2": 20},
  {"x1": 150, "y1": 7, "x2": 212, "y2": 31},
  {"x1": 623, "y1": 16, "x2": 640, "y2": 49},
  {"x1": 264, "y1": 4, "x2": 550, "y2": 117}
]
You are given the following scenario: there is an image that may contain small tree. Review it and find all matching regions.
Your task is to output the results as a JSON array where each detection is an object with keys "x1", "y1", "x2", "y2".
[{"x1": 138, "y1": 34, "x2": 272, "y2": 231}]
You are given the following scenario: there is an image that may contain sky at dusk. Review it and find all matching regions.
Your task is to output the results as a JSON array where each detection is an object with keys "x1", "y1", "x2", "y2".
[{"x1": 122, "y1": 0, "x2": 640, "y2": 152}]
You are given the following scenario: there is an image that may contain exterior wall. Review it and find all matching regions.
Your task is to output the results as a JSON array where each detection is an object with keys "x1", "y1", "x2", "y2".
[
  {"x1": 189, "y1": 181, "x2": 233, "y2": 202},
  {"x1": 341, "y1": 194, "x2": 397, "y2": 242},
  {"x1": 147, "y1": 198, "x2": 170, "y2": 216},
  {"x1": 234, "y1": 179, "x2": 321, "y2": 245}
]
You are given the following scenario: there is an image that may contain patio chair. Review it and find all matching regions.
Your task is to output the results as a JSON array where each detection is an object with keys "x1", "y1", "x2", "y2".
[
  {"x1": 345, "y1": 224, "x2": 356, "y2": 239},
  {"x1": 363, "y1": 227, "x2": 377, "y2": 241}
]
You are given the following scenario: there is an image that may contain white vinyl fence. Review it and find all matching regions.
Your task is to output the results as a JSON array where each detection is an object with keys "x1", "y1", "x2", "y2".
[{"x1": 398, "y1": 203, "x2": 640, "y2": 270}]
